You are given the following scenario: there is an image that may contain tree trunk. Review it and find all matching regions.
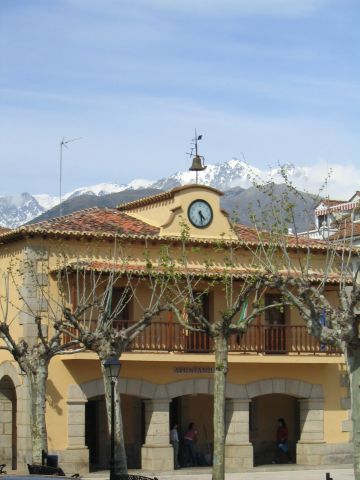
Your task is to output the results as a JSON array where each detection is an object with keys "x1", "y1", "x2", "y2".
[
  {"x1": 29, "y1": 362, "x2": 49, "y2": 464},
  {"x1": 346, "y1": 345, "x2": 360, "y2": 480},
  {"x1": 101, "y1": 362, "x2": 127, "y2": 475},
  {"x1": 212, "y1": 333, "x2": 228, "y2": 480}
]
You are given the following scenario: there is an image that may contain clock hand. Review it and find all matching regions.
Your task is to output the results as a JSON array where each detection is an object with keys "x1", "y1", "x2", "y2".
[{"x1": 198, "y1": 210, "x2": 205, "y2": 224}]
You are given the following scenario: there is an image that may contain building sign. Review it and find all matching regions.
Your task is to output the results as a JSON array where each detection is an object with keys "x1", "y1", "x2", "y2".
[{"x1": 174, "y1": 366, "x2": 214, "y2": 374}]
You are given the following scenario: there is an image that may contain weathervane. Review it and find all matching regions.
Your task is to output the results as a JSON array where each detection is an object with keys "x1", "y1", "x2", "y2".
[{"x1": 188, "y1": 129, "x2": 206, "y2": 184}]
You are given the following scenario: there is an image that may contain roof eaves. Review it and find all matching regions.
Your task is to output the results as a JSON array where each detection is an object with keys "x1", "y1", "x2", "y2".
[{"x1": 117, "y1": 184, "x2": 224, "y2": 211}]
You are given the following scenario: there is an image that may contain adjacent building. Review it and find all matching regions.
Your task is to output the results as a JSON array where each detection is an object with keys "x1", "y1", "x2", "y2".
[{"x1": 302, "y1": 191, "x2": 360, "y2": 243}]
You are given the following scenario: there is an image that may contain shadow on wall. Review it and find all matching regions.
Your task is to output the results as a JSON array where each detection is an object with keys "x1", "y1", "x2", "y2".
[{"x1": 46, "y1": 380, "x2": 63, "y2": 415}]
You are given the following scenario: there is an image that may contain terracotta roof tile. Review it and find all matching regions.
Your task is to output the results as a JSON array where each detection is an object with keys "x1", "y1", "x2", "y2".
[
  {"x1": 0, "y1": 206, "x2": 351, "y2": 254},
  {"x1": 233, "y1": 224, "x2": 331, "y2": 250},
  {"x1": 321, "y1": 199, "x2": 346, "y2": 207},
  {"x1": 314, "y1": 199, "x2": 346, "y2": 210},
  {"x1": 330, "y1": 220, "x2": 360, "y2": 240},
  {"x1": 5, "y1": 208, "x2": 159, "y2": 239},
  {"x1": 54, "y1": 260, "x2": 348, "y2": 284}
]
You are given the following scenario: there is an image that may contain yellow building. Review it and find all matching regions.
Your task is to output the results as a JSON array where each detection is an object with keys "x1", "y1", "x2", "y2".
[{"x1": 0, "y1": 185, "x2": 352, "y2": 473}]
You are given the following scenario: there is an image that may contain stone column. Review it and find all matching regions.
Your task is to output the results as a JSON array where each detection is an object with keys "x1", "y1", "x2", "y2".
[
  {"x1": 0, "y1": 380, "x2": 15, "y2": 468},
  {"x1": 19, "y1": 247, "x2": 49, "y2": 346},
  {"x1": 225, "y1": 399, "x2": 253, "y2": 469},
  {"x1": 297, "y1": 398, "x2": 326, "y2": 465},
  {"x1": 61, "y1": 385, "x2": 89, "y2": 474},
  {"x1": 141, "y1": 398, "x2": 173, "y2": 471},
  {"x1": 16, "y1": 376, "x2": 32, "y2": 470}
]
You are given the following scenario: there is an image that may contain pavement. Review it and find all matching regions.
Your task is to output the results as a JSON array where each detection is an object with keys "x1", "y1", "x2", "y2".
[{"x1": 80, "y1": 465, "x2": 355, "y2": 480}]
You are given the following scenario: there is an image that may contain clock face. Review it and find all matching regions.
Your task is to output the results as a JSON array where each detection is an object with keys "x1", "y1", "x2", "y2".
[{"x1": 188, "y1": 199, "x2": 213, "y2": 228}]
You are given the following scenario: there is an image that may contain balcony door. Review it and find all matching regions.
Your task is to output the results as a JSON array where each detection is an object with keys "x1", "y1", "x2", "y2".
[
  {"x1": 264, "y1": 294, "x2": 286, "y2": 353},
  {"x1": 186, "y1": 292, "x2": 210, "y2": 352},
  {"x1": 110, "y1": 287, "x2": 132, "y2": 328}
]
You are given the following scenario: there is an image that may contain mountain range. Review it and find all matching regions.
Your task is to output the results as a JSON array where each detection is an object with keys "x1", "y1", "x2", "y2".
[{"x1": 0, "y1": 159, "x2": 318, "y2": 231}]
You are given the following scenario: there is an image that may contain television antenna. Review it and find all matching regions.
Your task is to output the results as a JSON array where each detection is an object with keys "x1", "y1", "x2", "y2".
[{"x1": 59, "y1": 137, "x2": 82, "y2": 217}]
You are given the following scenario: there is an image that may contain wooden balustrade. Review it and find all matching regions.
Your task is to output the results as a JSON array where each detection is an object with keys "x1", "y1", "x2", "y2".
[{"x1": 61, "y1": 321, "x2": 341, "y2": 355}]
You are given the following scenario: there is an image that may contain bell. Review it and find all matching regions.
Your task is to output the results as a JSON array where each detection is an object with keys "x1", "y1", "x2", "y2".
[{"x1": 189, "y1": 155, "x2": 207, "y2": 172}]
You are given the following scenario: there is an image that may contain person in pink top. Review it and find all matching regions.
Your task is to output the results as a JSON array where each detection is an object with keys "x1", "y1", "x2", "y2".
[{"x1": 184, "y1": 422, "x2": 198, "y2": 466}]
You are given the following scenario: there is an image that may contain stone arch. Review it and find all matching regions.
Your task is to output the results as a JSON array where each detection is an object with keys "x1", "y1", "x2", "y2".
[
  {"x1": 244, "y1": 378, "x2": 323, "y2": 400},
  {"x1": 0, "y1": 362, "x2": 22, "y2": 390},
  {"x1": 68, "y1": 376, "x2": 325, "y2": 470},
  {"x1": 243, "y1": 377, "x2": 325, "y2": 453},
  {"x1": 0, "y1": 361, "x2": 27, "y2": 470},
  {"x1": 78, "y1": 377, "x2": 218, "y2": 401}
]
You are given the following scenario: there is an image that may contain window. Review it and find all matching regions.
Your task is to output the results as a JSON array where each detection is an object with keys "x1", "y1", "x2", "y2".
[
  {"x1": 317, "y1": 214, "x2": 328, "y2": 228},
  {"x1": 353, "y1": 209, "x2": 360, "y2": 223},
  {"x1": 264, "y1": 294, "x2": 287, "y2": 353},
  {"x1": 185, "y1": 291, "x2": 211, "y2": 352},
  {"x1": 265, "y1": 294, "x2": 285, "y2": 325},
  {"x1": 110, "y1": 287, "x2": 131, "y2": 322},
  {"x1": 192, "y1": 291, "x2": 210, "y2": 322}
]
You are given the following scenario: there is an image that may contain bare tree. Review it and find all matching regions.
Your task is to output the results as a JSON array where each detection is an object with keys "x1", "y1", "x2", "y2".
[
  {"x1": 155, "y1": 224, "x2": 282, "y2": 480},
  {"x1": 0, "y1": 264, "x2": 83, "y2": 465},
  {"x1": 57, "y1": 261, "x2": 171, "y2": 475},
  {"x1": 248, "y1": 171, "x2": 360, "y2": 479}
]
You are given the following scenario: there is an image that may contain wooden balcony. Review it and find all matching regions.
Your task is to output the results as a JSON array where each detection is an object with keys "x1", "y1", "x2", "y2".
[{"x1": 62, "y1": 321, "x2": 341, "y2": 355}]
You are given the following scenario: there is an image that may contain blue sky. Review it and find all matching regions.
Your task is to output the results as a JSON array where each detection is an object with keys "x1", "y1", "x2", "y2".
[{"x1": 1, "y1": 0, "x2": 359, "y2": 196}]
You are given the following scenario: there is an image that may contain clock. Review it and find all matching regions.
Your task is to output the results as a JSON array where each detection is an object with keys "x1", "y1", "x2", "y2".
[{"x1": 188, "y1": 199, "x2": 213, "y2": 228}]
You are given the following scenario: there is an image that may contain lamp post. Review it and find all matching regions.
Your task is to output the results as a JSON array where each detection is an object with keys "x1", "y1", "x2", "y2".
[{"x1": 103, "y1": 357, "x2": 121, "y2": 480}]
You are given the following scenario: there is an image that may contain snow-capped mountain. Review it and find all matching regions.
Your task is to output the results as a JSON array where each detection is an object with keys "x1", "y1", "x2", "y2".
[
  {"x1": 0, "y1": 180, "x2": 157, "y2": 228},
  {"x1": 33, "y1": 194, "x2": 60, "y2": 211},
  {"x1": 64, "y1": 182, "x2": 127, "y2": 200},
  {"x1": 0, "y1": 158, "x2": 316, "y2": 229},
  {"x1": 152, "y1": 158, "x2": 259, "y2": 191},
  {"x1": 0, "y1": 193, "x2": 45, "y2": 229}
]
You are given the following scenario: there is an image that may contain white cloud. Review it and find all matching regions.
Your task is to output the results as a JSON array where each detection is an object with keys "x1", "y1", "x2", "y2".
[
  {"x1": 0, "y1": 93, "x2": 359, "y2": 197},
  {"x1": 234, "y1": 161, "x2": 360, "y2": 200}
]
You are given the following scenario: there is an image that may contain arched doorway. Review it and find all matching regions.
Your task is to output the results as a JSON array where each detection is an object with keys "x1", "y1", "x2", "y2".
[
  {"x1": 0, "y1": 376, "x2": 17, "y2": 469},
  {"x1": 250, "y1": 393, "x2": 300, "y2": 465},
  {"x1": 85, "y1": 393, "x2": 143, "y2": 470},
  {"x1": 170, "y1": 394, "x2": 213, "y2": 467}
]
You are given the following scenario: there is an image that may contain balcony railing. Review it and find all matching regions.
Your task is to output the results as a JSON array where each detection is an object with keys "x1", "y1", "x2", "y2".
[{"x1": 62, "y1": 321, "x2": 341, "y2": 355}]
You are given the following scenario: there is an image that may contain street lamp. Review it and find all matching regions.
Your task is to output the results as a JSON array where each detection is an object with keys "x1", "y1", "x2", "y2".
[{"x1": 103, "y1": 357, "x2": 121, "y2": 480}]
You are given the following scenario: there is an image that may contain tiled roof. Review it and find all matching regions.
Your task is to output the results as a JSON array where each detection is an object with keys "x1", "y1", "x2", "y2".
[
  {"x1": 0, "y1": 206, "x2": 352, "y2": 254},
  {"x1": 53, "y1": 260, "x2": 348, "y2": 284},
  {"x1": 330, "y1": 220, "x2": 360, "y2": 240},
  {"x1": 233, "y1": 224, "x2": 332, "y2": 251},
  {"x1": 314, "y1": 199, "x2": 346, "y2": 211},
  {"x1": 0, "y1": 208, "x2": 159, "y2": 241},
  {"x1": 317, "y1": 199, "x2": 346, "y2": 208},
  {"x1": 0, "y1": 227, "x2": 11, "y2": 235}
]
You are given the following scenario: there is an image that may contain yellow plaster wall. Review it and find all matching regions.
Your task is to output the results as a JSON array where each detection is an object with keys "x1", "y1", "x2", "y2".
[
  {"x1": 44, "y1": 355, "x2": 348, "y2": 451},
  {"x1": 0, "y1": 241, "x2": 27, "y2": 341},
  {"x1": 123, "y1": 185, "x2": 237, "y2": 240}
]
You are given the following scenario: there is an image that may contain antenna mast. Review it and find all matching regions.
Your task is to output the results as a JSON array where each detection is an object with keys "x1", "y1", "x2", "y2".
[{"x1": 59, "y1": 136, "x2": 82, "y2": 217}]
